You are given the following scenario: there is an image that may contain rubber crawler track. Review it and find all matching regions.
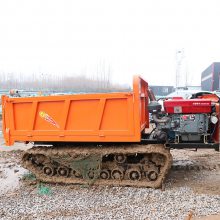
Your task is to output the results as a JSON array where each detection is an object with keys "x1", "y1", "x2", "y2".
[{"x1": 22, "y1": 144, "x2": 172, "y2": 188}]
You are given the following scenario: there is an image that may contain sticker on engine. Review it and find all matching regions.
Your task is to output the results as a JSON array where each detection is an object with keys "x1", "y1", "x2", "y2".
[
  {"x1": 174, "y1": 106, "x2": 182, "y2": 113},
  {"x1": 181, "y1": 115, "x2": 195, "y2": 121},
  {"x1": 39, "y1": 111, "x2": 60, "y2": 128}
]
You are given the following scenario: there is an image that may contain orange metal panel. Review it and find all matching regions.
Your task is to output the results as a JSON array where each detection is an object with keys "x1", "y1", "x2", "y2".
[{"x1": 2, "y1": 75, "x2": 149, "y2": 146}]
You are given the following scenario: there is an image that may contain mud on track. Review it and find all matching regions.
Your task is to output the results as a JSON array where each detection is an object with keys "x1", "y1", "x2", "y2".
[{"x1": 22, "y1": 144, "x2": 172, "y2": 188}]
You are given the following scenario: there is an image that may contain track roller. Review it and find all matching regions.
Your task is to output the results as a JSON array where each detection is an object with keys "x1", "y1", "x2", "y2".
[
  {"x1": 100, "y1": 169, "x2": 111, "y2": 180},
  {"x1": 57, "y1": 167, "x2": 69, "y2": 177},
  {"x1": 111, "y1": 167, "x2": 124, "y2": 180},
  {"x1": 43, "y1": 165, "x2": 55, "y2": 176},
  {"x1": 114, "y1": 154, "x2": 126, "y2": 164},
  {"x1": 72, "y1": 170, "x2": 82, "y2": 178},
  {"x1": 87, "y1": 170, "x2": 95, "y2": 179},
  {"x1": 147, "y1": 170, "x2": 158, "y2": 181},
  {"x1": 127, "y1": 168, "x2": 141, "y2": 181}
]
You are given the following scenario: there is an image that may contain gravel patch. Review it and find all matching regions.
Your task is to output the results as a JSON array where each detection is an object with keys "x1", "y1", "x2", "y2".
[{"x1": 0, "y1": 184, "x2": 219, "y2": 220}]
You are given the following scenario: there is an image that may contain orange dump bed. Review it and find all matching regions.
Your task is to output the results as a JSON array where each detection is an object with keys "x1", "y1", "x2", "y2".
[{"x1": 2, "y1": 76, "x2": 149, "y2": 146}]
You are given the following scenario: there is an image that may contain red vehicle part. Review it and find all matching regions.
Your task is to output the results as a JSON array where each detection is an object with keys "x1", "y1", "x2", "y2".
[{"x1": 164, "y1": 99, "x2": 212, "y2": 114}]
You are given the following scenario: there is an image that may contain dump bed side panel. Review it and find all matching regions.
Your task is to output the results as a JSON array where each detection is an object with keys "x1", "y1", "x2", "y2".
[
  {"x1": 133, "y1": 76, "x2": 149, "y2": 131},
  {"x1": 2, "y1": 76, "x2": 149, "y2": 146}
]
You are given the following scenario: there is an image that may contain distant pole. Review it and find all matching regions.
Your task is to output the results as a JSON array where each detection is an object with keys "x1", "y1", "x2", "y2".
[
  {"x1": 176, "y1": 50, "x2": 181, "y2": 88},
  {"x1": 175, "y1": 49, "x2": 185, "y2": 88}
]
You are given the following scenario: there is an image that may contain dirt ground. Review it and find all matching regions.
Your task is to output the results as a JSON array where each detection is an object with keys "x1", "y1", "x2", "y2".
[{"x1": 169, "y1": 149, "x2": 220, "y2": 195}]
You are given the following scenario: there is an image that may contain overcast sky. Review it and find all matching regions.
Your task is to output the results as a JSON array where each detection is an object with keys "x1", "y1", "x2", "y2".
[{"x1": 0, "y1": 0, "x2": 220, "y2": 87}]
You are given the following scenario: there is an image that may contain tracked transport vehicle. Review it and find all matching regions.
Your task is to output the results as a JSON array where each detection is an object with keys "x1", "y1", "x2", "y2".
[{"x1": 2, "y1": 76, "x2": 219, "y2": 188}]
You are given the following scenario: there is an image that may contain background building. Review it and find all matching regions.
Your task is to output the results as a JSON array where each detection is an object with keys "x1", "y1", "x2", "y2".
[
  {"x1": 150, "y1": 86, "x2": 174, "y2": 97},
  {"x1": 201, "y1": 62, "x2": 220, "y2": 91}
]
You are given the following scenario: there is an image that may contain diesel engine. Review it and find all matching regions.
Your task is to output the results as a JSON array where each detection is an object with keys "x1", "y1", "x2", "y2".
[{"x1": 149, "y1": 99, "x2": 218, "y2": 143}]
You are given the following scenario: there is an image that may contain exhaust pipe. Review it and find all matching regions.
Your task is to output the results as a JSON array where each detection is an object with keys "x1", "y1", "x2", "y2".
[{"x1": 152, "y1": 113, "x2": 170, "y2": 124}]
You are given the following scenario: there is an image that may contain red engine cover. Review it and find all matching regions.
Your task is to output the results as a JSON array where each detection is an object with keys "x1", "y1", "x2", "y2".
[{"x1": 164, "y1": 99, "x2": 212, "y2": 114}]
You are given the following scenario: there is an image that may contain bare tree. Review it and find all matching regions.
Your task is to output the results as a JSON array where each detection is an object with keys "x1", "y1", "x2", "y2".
[{"x1": 0, "y1": 68, "x2": 129, "y2": 92}]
